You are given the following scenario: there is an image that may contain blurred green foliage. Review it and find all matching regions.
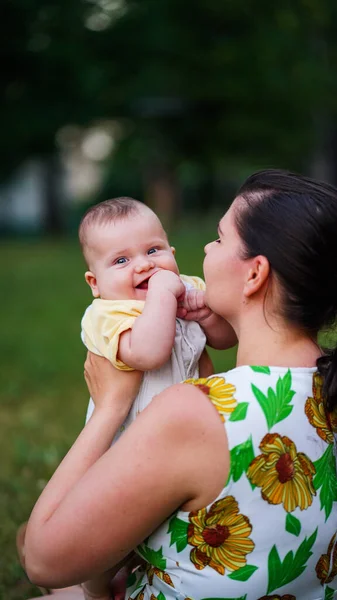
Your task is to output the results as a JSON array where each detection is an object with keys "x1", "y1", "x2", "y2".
[
  {"x1": 3, "y1": 0, "x2": 337, "y2": 182},
  {"x1": 0, "y1": 220, "x2": 236, "y2": 598}
]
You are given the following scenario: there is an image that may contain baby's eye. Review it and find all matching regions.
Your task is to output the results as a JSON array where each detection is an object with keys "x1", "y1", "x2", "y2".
[
  {"x1": 114, "y1": 257, "x2": 128, "y2": 265},
  {"x1": 215, "y1": 238, "x2": 221, "y2": 244},
  {"x1": 147, "y1": 247, "x2": 158, "y2": 255}
]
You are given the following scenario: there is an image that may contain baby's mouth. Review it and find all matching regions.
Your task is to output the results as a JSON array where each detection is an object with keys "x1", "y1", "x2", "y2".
[{"x1": 136, "y1": 277, "x2": 150, "y2": 290}]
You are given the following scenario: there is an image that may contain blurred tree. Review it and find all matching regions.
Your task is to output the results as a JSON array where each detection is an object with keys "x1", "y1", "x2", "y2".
[
  {"x1": 88, "y1": 0, "x2": 337, "y2": 215},
  {"x1": 1, "y1": 0, "x2": 100, "y2": 231},
  {"x1": 2, "y1": 0, "x2": 337, "y2": 227},
  {"x1": 1, "y1": 0, "x2": 94, "y2": 167}
]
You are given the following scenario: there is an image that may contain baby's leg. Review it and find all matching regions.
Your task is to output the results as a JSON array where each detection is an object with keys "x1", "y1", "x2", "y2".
[
  {"x1": 81, "y1": 570, "x2": 113, "y2": 600},
  {"x1": 81, "y1": 553, "x2": 141, "y2": 600},
  {"x1": 198, "y1": 348, "x2": 214, "y2": 378}
]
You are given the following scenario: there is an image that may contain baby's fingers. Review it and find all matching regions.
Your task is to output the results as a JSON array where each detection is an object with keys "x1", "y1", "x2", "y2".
[
  {"x1": 195, "y1": 290, "x2": 206, "y2": 310},
  {"x1": 184, "y1": 307, "x2": 212, "y2": 322},
  {"x1": 183, "y1": 289, "x2": 198, "y2": 311}
]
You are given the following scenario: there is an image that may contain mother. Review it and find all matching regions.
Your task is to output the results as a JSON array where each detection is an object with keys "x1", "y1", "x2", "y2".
[{"x1": 24, "y1": 170, "x2": 337, "y2": 599}]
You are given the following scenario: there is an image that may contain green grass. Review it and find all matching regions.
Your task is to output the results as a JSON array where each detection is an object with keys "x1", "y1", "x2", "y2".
[{"x1": 0, "y1": 221, "x2": 237, "y2": 599}]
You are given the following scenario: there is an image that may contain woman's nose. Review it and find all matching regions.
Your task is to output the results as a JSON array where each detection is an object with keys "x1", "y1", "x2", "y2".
[{"x1": 204, "y1": 242, "x2": 211, "y2": 254}]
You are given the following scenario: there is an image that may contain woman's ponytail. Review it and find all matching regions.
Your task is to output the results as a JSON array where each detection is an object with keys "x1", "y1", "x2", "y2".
[{"x1": 316, "y1": 348, "x2": 337, "y2": 412}]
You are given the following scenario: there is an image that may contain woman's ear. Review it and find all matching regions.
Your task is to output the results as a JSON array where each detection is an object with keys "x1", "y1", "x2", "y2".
[
  {"x1": 85, "y1": 271, "x2": 100, "y2": 297},
  {"x1": 243, "y1": 256, "x2": 270, "y2": 298}
]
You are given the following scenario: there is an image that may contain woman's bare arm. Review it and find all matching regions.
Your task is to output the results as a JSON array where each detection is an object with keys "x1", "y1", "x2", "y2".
[{"x1": 24, "y1": 375, "x2": 229, "y2": 589}]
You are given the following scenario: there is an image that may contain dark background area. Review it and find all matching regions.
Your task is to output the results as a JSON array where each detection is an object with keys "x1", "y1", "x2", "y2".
[{"x1": 2, "y1": 0, "x2": 337, "y2": 233}]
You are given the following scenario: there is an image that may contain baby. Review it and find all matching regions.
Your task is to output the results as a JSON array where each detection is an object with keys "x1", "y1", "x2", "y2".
[{"x1": 78, "y1": 197, "x2": 236, "y2": 599}]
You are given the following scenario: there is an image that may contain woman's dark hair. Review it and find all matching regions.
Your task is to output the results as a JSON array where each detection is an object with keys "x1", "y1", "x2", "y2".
[{"x1": 235, "y1": 168, "x2": 337, "y2": 411}]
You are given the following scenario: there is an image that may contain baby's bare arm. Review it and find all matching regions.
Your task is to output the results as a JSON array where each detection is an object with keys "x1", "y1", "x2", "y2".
[
  {"x1": 200, "y1": 312, "x2": 237, "y2": 350},
  {"x1": 177, "y1": 288, "x2": 237, "y2": 350},
  {"x1": 118, "y1": 271, "x2": 185, "y2": 371}
]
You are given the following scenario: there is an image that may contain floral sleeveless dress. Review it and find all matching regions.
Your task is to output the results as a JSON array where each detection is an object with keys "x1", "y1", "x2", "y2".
[{"x1": 126, "y1": 366, "x2": 337, "y2": 600}]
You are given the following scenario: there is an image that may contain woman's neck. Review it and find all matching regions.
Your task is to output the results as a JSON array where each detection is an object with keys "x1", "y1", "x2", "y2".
[{"x1": 235, "y1": 314, "x2": 321, "y2": 369}]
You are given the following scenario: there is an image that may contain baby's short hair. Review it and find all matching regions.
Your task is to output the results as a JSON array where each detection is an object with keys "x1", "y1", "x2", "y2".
[{"x1": 79, "y1": 197, "x2": 143, "y2": 260}]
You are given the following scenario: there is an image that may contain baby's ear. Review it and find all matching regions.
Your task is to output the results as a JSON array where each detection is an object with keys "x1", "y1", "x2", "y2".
[
  {"x1": 85, "y1": 271, "x2": 100, "y2": 297},
  {"x1": 170, "y1": 246, "x2": 176, "y2": 255}
]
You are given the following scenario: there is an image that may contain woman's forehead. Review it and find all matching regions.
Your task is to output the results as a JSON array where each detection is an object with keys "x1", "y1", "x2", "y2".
[{"x1": 219, "y1": 202, "x2": 236, "y2": 228}]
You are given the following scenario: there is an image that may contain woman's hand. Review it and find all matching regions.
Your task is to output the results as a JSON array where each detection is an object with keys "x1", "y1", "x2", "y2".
[{"x1": 84, "y1": 352, "x2": 142, "y2": 417}]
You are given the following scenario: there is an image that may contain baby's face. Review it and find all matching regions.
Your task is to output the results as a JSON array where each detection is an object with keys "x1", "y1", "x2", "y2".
[{"x1": 85, "y1": 212, "x2": 179, "y2": 300}]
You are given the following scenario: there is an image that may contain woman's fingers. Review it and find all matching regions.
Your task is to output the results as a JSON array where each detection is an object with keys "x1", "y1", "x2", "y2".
[{"x1": 84, "y1": 352, "x2": 142, "y2": 412}]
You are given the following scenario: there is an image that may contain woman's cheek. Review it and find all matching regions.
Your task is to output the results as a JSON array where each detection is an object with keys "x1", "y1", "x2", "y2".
[{"x1": 202, "y1": 252, "x2": 212, "y2": 280}]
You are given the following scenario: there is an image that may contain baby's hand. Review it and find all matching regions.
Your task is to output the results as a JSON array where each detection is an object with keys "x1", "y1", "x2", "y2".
[
  {"x1": 148, "y1": 270, "x2": 185, "y2": 299},
  {"x1": 177, "y1": 288, "x2": 212, "y2": 322}
]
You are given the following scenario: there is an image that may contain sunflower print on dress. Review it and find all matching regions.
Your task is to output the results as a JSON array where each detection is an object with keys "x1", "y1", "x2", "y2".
[
  {"x1": 305, "y1": 372, "x2": 337, "y2": 443},
  {"x1": 247, "y1": 433, "x2": 316, "y2": 512},
  {"x1": 183, "y1": 376, "x2": 237, "y2": 421},
  {"x1": 315, "y1": 531, "x2": 337, "y2": 584},
  {"x1": 146, "y1": 564, "x2": 174, "y2": 588},
  {"x1": 187, "y1": 495, "x2": 254, "y2": 575}
]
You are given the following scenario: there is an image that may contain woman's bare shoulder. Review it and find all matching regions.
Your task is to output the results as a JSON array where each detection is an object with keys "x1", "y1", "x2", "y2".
[
  {"x1": 139, "y1": 382, "x2": 229, "y2": 511},
  {"x1": 147, "y1": 382, "x2": 224, "y2": 430}
]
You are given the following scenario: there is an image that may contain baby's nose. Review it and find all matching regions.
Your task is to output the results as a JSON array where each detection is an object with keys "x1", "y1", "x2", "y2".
[{"x1": 134, "y1": 258, "x2": 155, "y2": 273}]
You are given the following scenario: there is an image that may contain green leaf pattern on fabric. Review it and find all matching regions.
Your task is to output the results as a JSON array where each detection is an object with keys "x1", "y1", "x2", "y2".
[
  {"x1": 313, "y1": 444, "x2": 337, "y2": 520},
  {"x1": 251, "y1": 370, "x2": 295, "y2": 430},
  {"x1": 227, "y1": 436, "x2": 255, "y2": 487},
  {"x1": 285, "y1": 513, "x2": 301, "y2": 537},
  {"x1": 229, "y1": 402, "x2": 249, "y2": 422},
  {"x1": 137, "y1": 543, "x2": 166, "y2": 570},
  {"x1": 227, "y1": 564, "x2": 258, "y2": 581},
  {"x1": 251, "y1": 366, "x2": 271, "y2": 374},
  {"x1": 126, "y1": 571, "x2": 137, "y2": 588},
  {"x1": 168, "y1": 516, "x2": 189, "y2": 552},
  {"x1": 267, "y1": 528, "x2": 318, "y2": 593},
  {"x1": 325, "y1": 587, "x2": 335, "y2": 600}
]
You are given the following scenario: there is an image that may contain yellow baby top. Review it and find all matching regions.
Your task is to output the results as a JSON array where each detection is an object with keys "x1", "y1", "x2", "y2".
[
  {"x1": 82, "y1": 274, "x2": 207, "y2": 435},
  {"x1": 81, "y1": 274, "x2": 206, "y2": 371}
]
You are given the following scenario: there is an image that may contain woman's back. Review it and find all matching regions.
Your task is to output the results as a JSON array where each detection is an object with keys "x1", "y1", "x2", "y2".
[{"x1": 129, "y1": 366, "x2": 337, "y2": 600}]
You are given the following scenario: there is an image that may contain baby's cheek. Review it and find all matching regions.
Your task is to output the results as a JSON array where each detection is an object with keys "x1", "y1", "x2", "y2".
[{"x1": 165, "y1": 257, "x2": 179, "y2": 274}]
